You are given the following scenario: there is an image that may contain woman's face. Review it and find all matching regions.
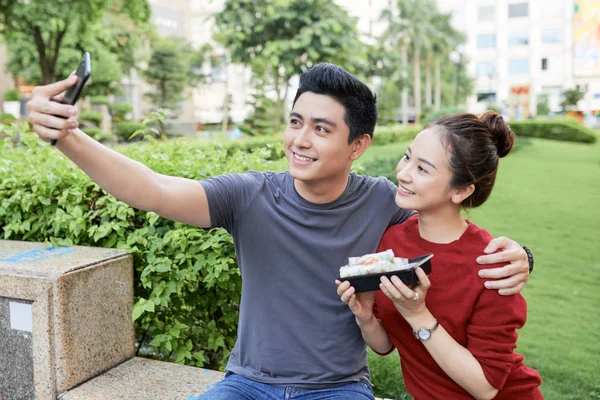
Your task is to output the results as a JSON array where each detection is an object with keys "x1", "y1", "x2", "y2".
[{"x1": 394, "y1": 127, "x2": 460, "y2": 212}]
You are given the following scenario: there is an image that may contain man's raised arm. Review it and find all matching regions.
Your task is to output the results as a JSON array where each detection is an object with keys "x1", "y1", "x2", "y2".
[{"x1": 27, "y1": 76, "x2": 212, "y2": 228}]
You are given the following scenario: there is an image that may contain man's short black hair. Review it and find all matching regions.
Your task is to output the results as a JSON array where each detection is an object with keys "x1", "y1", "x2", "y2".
[{"x1": 292, "y1": 63, "x2": 378, "y2": 144}]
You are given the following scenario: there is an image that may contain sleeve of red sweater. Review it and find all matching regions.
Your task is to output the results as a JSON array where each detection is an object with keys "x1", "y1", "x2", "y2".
[{"x1": 466, "y1": 286, "x2": 528, "y2": 390}]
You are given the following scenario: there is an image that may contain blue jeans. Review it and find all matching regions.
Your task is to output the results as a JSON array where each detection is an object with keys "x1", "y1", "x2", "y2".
[{"x1": 193, "y1": 372, "x2": 374, "y2": 400}]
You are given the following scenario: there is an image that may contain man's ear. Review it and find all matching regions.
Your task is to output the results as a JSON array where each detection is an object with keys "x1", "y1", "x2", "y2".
[
  {"x1": 451, "y1": 184, "x2": 475, "y2": 205},
  {"x1": 350, "y1": 134, "x2": 372, "y2": 160}
]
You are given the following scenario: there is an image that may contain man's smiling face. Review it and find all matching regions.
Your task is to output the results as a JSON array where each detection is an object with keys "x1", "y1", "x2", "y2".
[{"x1": 284, "y1": 92, "x2": 356, "y2": 185}]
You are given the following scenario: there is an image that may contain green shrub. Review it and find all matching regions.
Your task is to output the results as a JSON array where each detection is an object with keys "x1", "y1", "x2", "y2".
[
  {"x1": 0, "y1": 112, "x2": 16, "y2": 125},
  {"x1": 359, "y1": 156, "x2": 399, "y2": 182},
  {"x1": 422, "y1": 107, "x2": 465, "y2": 125},
  {"x1": 220, "y1": 135, "x2": 284, "y2": 160},
  {"x1": 115, "y1": 120, "x2": 145, "y2": 141},
  {"x1": 372, "y1": 125, "x2": 423, "y2": 146},
  {"x1": 510, "y1": 120, "x2": 597, "y2": 143},
  {"x1": 0, "y1": 131, "x2": 288, "y2": 370},
  {"x1": 111, "y1": 102, "x2": 134, "y2": 119},
  {"x1": 3, "y1": 88, "x2": 19, "y2": 101},
  {"x1": 90, "y1": 96, "x2": 110, "y2": 106},
  {"x1": 80, "y1": 110, "x2": 104, "y2": 126},
  {"x1": 85, "y1": 127, "x2": 112, "y2": 143}
]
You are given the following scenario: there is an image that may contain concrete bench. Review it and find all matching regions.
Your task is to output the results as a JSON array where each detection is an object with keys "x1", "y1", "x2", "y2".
[
  {"x1": 0, "y1": 240, "x2": 394, "y2": 400},
  {"x1": 0, "y1": 240, "x2": 133, "y2": 400},
  {"x1": 60, "y1": 357, "x2": 224, "y2": 399},
  {"x1": 60, "y1": 358, "x2": 392, "y2": 400}
]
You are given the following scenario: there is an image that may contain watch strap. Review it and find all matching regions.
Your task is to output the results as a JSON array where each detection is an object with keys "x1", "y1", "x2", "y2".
[
  {"x1": 522, "y1": 245, "x2": 534, "y2": 274},
  {"x1": 413, "y1": 319, "x2": 439, "y2": 341}
]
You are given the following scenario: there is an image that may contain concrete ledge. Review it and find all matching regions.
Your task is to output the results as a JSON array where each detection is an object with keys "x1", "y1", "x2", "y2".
[
  {"x1": 60, "y1": 357, "x2": 224, "y2": 399},
  {"x1": 59, "y1": 357, "x2": 393, "y2": 400}
]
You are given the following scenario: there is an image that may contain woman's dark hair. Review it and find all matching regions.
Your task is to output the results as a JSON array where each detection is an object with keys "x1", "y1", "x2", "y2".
[
  {"x1": 292, "y1": 63, "x2": 378, "y2": 144},
  {"x1": 430, "y1": 111, "x2": 515, "y2": 208}
]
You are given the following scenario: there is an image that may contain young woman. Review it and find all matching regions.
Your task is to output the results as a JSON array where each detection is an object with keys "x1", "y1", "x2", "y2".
[{"x1": 337, "y1": 112, "x2": 543, "y2": 399}]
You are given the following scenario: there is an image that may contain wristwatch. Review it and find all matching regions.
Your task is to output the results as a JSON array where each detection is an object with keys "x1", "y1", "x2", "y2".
[
  {"x1": 413, "y1": 319, "x2": 439, "y2": 341},
  {"x1": 522, "y1": 246, "x2": 534, "y2": 274}
]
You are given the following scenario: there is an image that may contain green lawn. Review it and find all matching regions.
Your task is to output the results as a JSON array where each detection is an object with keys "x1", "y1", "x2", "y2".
[{"x1": 360, "y1": 137, "x2": 600, "y2": 400}]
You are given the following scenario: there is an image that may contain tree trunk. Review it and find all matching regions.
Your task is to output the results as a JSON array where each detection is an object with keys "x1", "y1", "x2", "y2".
[
  {"x1": 280, "y1": 76, "x2": 290, "y2": 128},
  {"x1": 425, "y1": 59, "x2": 432, "y2": 108},
  {"x1": 401, "y1": 43, "x2": 409, "y2": 125},
  {"x1": 33, "y1": 26, "x2": 67, "y2": 84},
  {"x1": 221, "y1": 63, "x2": 229, "y2": 133},
  {"x1": 413, "y1": 47, "x2": 421, "y2": 122},
  {"x1": 434, "y1": 58, "x2": 441, "y2": 111}
]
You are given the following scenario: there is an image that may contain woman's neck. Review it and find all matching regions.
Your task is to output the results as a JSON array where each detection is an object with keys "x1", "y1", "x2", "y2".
[{"x1": 417, "y1": 206, "x2": 468, "y2": 244}]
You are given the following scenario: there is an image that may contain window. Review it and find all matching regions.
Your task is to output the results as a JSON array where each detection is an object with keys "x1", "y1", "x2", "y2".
[
  {"x1": 509, "y1": 3, "x2": 529, "y2": 18},
  {"x1": 477, "y1": 34, "x2": 497, "y2": 49},
  {"x1": 477, "y1": 92, "x2": 497, "y2": 102},
  {"x1": 541, "y1": 58, "x2": 548, "y2": 71},
  {"x1": 541, "y1": 29, "x2": 563, "y2": 44},
  {"x1": 508, "y1": 33, "x2": 529, "y2": 46},
  {"x1": 477, "y1": 61, "x2": 496, "y2": 78},
  {"x1": 509, "y1": 59, "x2": 529, "y2": 75},
  {"x1": 477, "y1": 6, "x2": 495, "y2": 21}
]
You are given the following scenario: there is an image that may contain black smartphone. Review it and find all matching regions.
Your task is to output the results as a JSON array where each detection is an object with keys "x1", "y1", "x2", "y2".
[{"x1": 51, "y1": 51, "x2": 91, "y2": 145}]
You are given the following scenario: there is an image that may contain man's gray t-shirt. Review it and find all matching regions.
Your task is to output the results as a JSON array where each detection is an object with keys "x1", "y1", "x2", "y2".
[{"x1": 201, "y1": 171, "x2": 413, "y2": 388}]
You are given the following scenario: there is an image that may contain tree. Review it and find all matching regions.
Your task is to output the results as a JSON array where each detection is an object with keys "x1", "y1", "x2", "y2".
[
  {"x1": 143, "y1": 41, "x2": 188, "y2": 113},
  {"x1": 380, "y1": 5, "x2": 411, "y2": 124},
  {"x1": 214, "y1": 0, "x2": 363, "y2": 125},
  {"x1": 561, "y1": 86, "x2": 585, "y2": 112},
  {"x1": 536, "y1": 94, "x2": 550, "y2": 116},
  {"x1": 142, "y1": 38, "x2": 212, "y2": 114},
  {"x1": 428, "y1": 12, "x2": 464, "y2": 111},
  {"x1": 381, "y1": 0, "x2": 463, "y2": 122},
  {"x1": 0, "y1": 0, "x2": 150, "y2": 85}
]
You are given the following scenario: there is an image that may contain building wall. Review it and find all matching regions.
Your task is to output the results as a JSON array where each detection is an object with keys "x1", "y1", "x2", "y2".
[
  {"x1": 438, "y1": 0, "x2": 599, "y2": 119},
  {"x1": 0, "y1": 43, "x2": 15, "y2": 113},
  {"x1": 189, "y1": 0, "x2": 250, "y2": 125}
]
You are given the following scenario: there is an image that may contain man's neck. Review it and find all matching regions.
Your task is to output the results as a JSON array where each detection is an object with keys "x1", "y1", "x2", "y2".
[
  {"x1": 417, "y1": 207, "x2": 468, "y2": 244},
  {"x1": 293, "y1": 173, "x2": 350, "y2": 204}
]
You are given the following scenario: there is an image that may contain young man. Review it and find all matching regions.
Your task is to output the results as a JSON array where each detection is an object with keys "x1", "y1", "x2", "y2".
[{"x1": 27, "y1": 63, "x2": 531, "y2": 400}]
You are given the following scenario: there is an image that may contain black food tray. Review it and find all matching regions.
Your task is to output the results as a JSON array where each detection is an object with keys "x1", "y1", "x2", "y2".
[{"x1": 340, "y1": 254, "x2": 433, "y2": 293}]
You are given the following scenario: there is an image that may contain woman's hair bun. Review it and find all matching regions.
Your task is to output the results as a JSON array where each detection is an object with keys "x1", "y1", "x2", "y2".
[{"x1": 479, "y1": 111, "x2": 515, "y2": 158}]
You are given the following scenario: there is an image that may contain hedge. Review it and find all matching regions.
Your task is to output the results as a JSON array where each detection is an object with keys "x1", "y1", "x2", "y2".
[
  {"x1": 0, "y1": 112, "x2": 17, "y2": 125},
  {"x1": 115, "y1": 120, "x2": 145, "y2": 141},
  {"x1": 80, "y1": 110, "x2": 104, "y2": 126},
  {"x1": 3, "y1": 88, "x2": 19, "y2": 101},
  {"x1": 0, "y1": 132, "x2": 287, "y2": 369},
  {"x1": 85, "y1": 127, "x2": 113, "y2": 143},
  {"x1": 90, "y1": 96, "x2": 110, "y2": 106},
  {"x1": 509, "y1": 119, "x2": 597, "y2": 143},
  {"x1": 110, "y1": 102, "x2": 134, "y2": 119}
]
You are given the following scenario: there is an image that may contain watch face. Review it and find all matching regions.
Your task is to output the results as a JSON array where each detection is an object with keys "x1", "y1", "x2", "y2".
[{"x1": 418, "y1": 328, "x2": 431, "y2": 340}]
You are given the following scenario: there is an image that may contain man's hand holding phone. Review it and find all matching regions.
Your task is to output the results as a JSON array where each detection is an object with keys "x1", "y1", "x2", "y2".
[
  {"x1": 27, "y1": 75, "x2": 81, "y2": 144},
  {"x1": 27, "y1": 51, "x2": 90, "y2": 145}
]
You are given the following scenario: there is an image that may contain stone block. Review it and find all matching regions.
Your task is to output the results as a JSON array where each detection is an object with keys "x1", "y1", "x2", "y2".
[
  {"x1": 0, "y1": 240, "x2": 134, "y2": 400},
  {"x1": 61, "y1": 357, "x2": 225, "y2": 400}
]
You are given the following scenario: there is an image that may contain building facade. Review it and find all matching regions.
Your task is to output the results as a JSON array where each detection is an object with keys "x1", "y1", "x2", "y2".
[
  {"x1": 439, "y1": 0, "x2": 600, "y2": 121},
  {"x1": 0, "y1": 43, "x2": 15, "y2": 114}
]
